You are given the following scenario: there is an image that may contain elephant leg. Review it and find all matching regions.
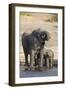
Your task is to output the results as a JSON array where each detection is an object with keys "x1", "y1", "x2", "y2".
[
  {"x1": 30, "y1": 49, "x2": 35, "y2": 70},
  {"x1": 34, "y1": 54, "x2": 38, "y2": 66},
  {"x1": 47, "y1": 58, "x2": 50, "y2": 68},
  {"x1": 24, "y1": 54, "x2": 28, "y2": 66},
  {"x1": 50, "y1": 58, "x2": 53, "y2": 68},
  {"x1": 44, "y1": 58, "x2": 46, "y2": 66},
  {"x1": 24, "y1": 54, "x2": 29, "y2": 70},
  {"x1": 35, "y1": 58, "x2": 38, "y2": 66},
  {"x1": 39, "y1": 50, "x2": 43, "y2": 70}
]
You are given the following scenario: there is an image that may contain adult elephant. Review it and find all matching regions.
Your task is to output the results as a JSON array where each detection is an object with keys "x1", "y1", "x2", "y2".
[{"x1": 22, "y1": 28, "x2": 50, "y2": 70}]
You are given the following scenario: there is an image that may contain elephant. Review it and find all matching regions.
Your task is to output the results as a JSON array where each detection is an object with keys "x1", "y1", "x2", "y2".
[
  {"x1": 22, "y1": 28, "x2": 50, "y2": 70},
  {"x1": 34, "y1": 49, "x2": 54, "y2": 69},
  {"x1": 43, "y1": 49, "x2": 54, "y2": 68}
]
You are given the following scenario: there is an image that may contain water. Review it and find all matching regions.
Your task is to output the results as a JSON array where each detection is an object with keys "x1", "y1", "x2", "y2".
[{"x1": 20, "y1": 67, "x2": 58, "y2": 78}]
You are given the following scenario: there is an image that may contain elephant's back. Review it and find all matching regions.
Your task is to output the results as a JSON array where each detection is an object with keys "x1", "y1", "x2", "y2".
[{"x1": 44, "y1": 49, "x2": 54, "y2": 58}]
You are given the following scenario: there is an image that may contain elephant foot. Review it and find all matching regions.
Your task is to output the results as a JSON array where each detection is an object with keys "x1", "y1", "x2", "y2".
[
  {"x1": 24, "y1": 64, "x2": 29, "y2": 71},
  {"x1": 48, "y1": 65, "x2": 53, "y2": 69},
  {"x1": 29, "y1": 66, "x2": 35, "y2": 71},
  {"x1": 38, "y1": 67, "x2": 43, "y2": 71},
  {"x1": 25, "y1": 68, "x2": 29, "y2": 71},
  {"x1": 35, "y1": 65, "x2": 39, "y2": 70},
  {"x1": 24, "y1": 63, "x2": 29, "y2": 66}
]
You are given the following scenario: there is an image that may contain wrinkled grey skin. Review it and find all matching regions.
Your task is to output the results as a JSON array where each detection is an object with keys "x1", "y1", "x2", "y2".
[
  {"x1": 43, "y1": 50, "x2": 54, "y2": 68},
  {"x1": 22, "y1": 28, "x2": 50, "y2": 70},
  {"x1": 34, "y1": 50, "x2": 54, "y2": 69}
]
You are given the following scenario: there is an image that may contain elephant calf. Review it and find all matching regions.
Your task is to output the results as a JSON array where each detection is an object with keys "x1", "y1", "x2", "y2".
[
  {"x1": 34, "y1": 49, "x2": 54, "y2": 69},
  {"x1": 43, "y1": 49, "x2": 54, "y2": 68}
]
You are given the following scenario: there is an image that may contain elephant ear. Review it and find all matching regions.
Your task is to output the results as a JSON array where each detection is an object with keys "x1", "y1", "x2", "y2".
[{"x1": 44, "y1": 31, "x2": 50, "y2": 41}]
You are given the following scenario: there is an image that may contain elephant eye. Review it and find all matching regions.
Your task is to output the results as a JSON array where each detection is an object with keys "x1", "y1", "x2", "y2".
[{"x1": 42, "y1": 34, "x2": 45, "y2": 39}]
